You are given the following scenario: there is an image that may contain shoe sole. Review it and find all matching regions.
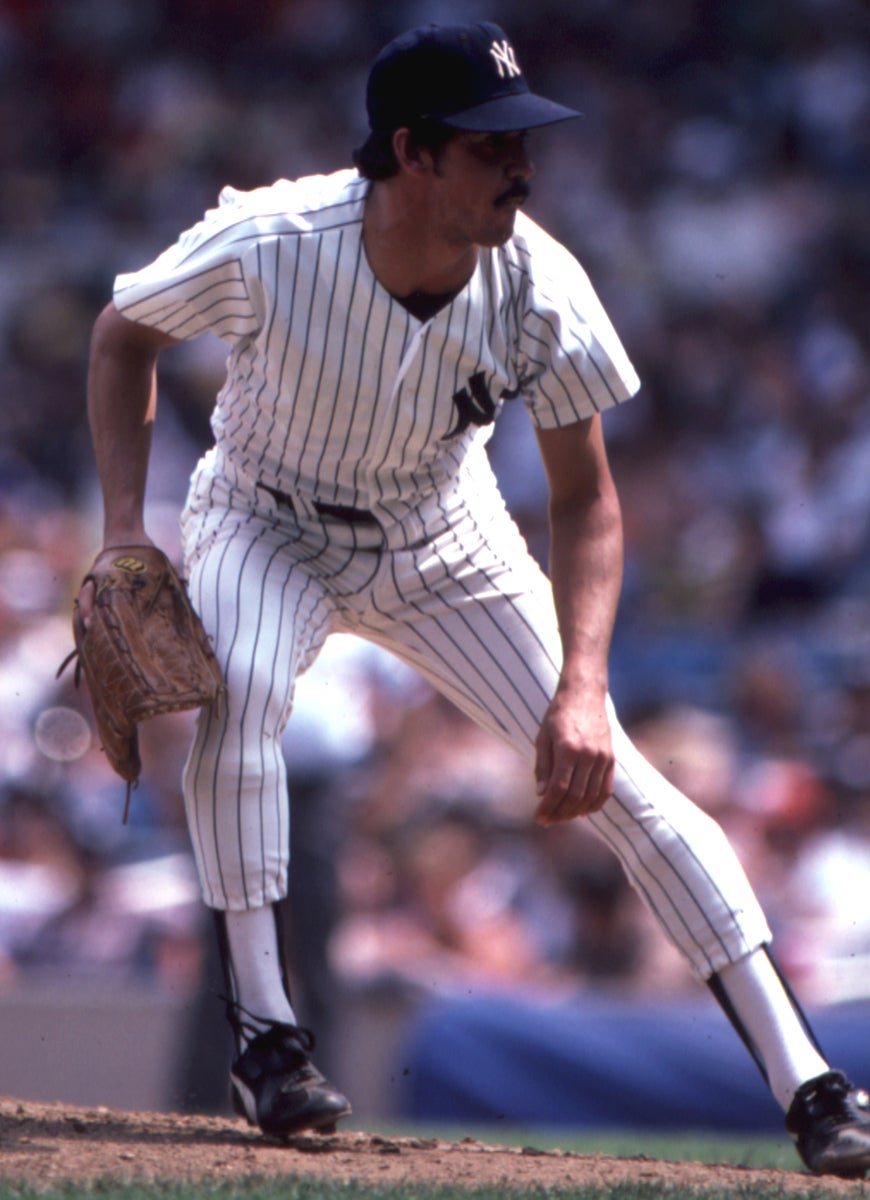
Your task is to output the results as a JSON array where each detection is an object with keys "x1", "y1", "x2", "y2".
[
  {"x1": 230, "y1": 1077, "x2": 352, "y2": 1137},
  {"x1": 807, "y1": 1154, "x2": 869, "y2": 1180}
]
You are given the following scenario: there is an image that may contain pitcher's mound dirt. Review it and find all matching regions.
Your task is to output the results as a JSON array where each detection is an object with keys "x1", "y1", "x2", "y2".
[{"x1": 0, "y1": 1097, "x2": 863, "y2": 1195}]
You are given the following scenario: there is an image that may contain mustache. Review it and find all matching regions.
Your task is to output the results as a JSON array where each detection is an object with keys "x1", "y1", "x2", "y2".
[{"x1": 495, "y1": 180, "x2": 531, "y2": 207}]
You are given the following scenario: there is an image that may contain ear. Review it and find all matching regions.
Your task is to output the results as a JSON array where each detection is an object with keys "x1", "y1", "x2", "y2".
[{"x1": 392, "y1": 128, "x2": 435, "y2": 177}]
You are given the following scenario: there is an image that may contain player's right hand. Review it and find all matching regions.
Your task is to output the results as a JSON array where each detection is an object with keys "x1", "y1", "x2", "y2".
[
  {"x1": 77, "y1": 578, "x2": 95, "y2": 629},
  {"x1": 76, "y1": 533, "x2": 155, "y2": 630}
]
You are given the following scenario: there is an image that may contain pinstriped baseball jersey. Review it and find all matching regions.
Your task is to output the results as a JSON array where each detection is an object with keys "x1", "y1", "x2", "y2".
[{"x1": 114, "y1": 168, "x2": 639, "y2": 549}]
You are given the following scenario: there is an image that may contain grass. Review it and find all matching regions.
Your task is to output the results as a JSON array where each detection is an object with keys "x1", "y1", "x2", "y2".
[
  {"x1": 375, "y1": 1122, "x2": 799, "y2": 1168},
  {"x1": 0, "y1": 1124, "x2": 827, "y2": 1200},
  {"x1": 0, "y1": 1181, "x2": 837, "y2": 1200}
]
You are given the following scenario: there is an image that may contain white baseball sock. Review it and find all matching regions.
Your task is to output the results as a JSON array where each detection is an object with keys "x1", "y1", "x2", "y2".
[
  {"x1": 223, "y1": 904, "x2": 298, "y2": 1039},
  {"x1": 715, "y1": 947, "x2": 829, "y2": 1111}
]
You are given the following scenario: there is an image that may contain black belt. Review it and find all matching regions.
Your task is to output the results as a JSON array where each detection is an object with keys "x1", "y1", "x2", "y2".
[{"x1": 257, "y1": 483, "x2": 380, "y2": 526}]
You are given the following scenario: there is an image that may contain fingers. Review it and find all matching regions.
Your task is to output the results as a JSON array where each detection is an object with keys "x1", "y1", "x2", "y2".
[
  {"x1": 533, "y1": 692, "x2": 615, "y2": 825},
  {"x1": 77, "y1": 578, "x2": 96, "y2": 629},
  {"x1": 534, "y1": 745, "x2": 614, "y2": 826}
]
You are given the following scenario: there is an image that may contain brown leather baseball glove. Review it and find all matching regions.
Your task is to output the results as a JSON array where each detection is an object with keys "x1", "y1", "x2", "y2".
[{"x1": 59, "y1": 545, "x2": 223, "y2": 819}]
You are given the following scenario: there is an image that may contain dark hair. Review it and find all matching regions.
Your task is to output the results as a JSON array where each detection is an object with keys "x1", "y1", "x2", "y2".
[{"x1": 352, "y1": 120, "x2": 456, "y2": 181}]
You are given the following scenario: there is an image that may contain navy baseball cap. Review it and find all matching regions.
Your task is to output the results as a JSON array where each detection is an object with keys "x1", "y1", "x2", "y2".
[{"x1": 366, "y1": 22, "x2": 581, "y2": 133}]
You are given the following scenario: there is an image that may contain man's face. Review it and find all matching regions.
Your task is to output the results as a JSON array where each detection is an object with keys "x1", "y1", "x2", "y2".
[{"x1": 428, "y1": 129, "x2": 535, "y2": 249}]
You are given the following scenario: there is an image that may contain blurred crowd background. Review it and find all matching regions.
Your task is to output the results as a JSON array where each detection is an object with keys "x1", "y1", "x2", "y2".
[{"x1": 1, "y1": 0, "x2": 869, "y2": 1116}]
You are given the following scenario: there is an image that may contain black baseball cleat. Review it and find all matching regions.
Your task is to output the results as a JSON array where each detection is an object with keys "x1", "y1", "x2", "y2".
[
  {"x1": 230, "y1": 1021, "x2": 352, "y2": 1138},
  {"x1": 786, "y1": 1069, "x2": 870, "y2": 1177}
]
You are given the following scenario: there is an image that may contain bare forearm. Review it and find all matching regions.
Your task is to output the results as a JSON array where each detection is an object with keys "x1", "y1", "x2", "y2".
[
  {"x1": 87, "y1": 304, "x2": 170, "y2": 547},
  {"x1": 548, "y1": 482, "x2": 623, "y2": 698},
  {"x1": 533, "y1": 416, "x2": 623, "y2": 822}
]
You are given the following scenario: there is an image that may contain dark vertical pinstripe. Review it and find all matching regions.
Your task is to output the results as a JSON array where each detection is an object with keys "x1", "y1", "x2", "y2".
[{"x1": 311, "y1": 232, "x2": 364, "y2": 497}]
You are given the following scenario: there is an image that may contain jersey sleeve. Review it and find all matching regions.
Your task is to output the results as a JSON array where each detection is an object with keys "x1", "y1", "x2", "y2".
[
  {"x1": 514, "y1": 221, "x2": 641, "y2": 428},
  {"x1": 112, "y1": 187, "x2": 263, "y2": 343}
]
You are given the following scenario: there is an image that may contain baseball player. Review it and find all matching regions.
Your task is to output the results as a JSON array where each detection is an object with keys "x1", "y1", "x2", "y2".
[{"x1": 81, "y1": 21, "x2": 870, "y2": 1175}]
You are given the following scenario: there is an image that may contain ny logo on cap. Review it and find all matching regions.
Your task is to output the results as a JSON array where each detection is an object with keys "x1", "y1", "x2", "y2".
[{"x1": 489, "y1": 39, "x2": 521, "y2": 79}]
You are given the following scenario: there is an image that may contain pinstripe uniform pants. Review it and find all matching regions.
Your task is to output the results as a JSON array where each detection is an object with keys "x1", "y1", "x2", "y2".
[{"x1": 180, "y1": 467, "x2": 770, "y2": 982}]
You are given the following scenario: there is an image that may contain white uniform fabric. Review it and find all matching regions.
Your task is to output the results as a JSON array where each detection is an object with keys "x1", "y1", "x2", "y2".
[
  {"x1": 114, "y1": 169, "x2": 770, "y2": 979},
  {"x1": 115, "y1": 170, "x2": 640, "y2": 549}
]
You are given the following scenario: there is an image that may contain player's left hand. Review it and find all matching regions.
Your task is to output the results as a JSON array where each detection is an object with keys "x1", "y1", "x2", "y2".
[{"x1": 533, "y1": 687, "x2": 615, "y2": 824}]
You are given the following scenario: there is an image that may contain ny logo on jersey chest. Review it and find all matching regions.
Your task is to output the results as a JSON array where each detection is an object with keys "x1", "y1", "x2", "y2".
[{"x1": 443, "y1": 371, "x2": 498, "y2": 440}]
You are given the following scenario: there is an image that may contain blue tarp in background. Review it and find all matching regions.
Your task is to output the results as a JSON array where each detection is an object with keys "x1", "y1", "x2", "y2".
[{"x1": 399, "y1": 992, "x2": 870, "y2": 1133}]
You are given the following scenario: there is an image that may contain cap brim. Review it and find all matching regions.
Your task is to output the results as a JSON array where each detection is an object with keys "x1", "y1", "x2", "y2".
[{"x1": 439, "y1": 91, "x2": 581, "y2": 131}]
